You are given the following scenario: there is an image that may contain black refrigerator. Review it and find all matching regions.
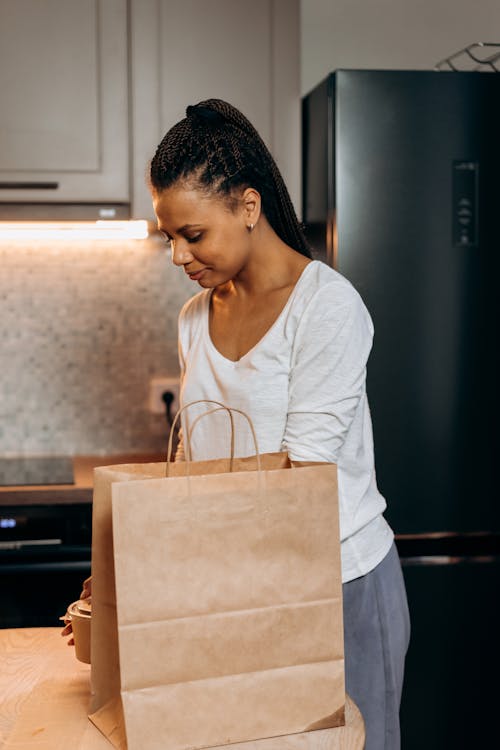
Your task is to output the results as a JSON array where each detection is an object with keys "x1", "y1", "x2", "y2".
[{"x1": 302, "y1": 70, "x2": 499, "y2": 748}]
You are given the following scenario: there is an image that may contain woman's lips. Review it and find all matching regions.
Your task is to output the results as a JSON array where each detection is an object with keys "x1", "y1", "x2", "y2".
[{"x1": 187, "y1": 268, "x2": 206, "y2": 281}]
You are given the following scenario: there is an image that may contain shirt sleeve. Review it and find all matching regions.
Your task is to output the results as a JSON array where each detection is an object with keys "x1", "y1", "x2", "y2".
[{"x1": 283, "y1": 282, "x2": 374, "y2": 463}]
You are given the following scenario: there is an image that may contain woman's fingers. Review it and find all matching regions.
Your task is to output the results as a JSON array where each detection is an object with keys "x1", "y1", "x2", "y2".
[
  {"x1": 60, "y1": 620, "x2": 73, "y2": 637},
  {"x1": 61, "y1": 618, "x2": 75, "y2": 645},
  {"x1": 80, "y1": 576, "x2": 92, "y2": 599},
  {"x1": 61, "y1": 576, "x2": 91, "y2": 646}
]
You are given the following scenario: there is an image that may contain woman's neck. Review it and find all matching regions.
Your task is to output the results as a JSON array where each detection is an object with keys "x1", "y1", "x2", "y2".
[{"x1": 222, "y1": 221, "x2": 311, "y2": 299}]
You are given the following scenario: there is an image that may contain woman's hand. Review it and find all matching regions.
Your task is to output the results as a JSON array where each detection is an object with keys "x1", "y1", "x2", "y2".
[
  {"x1": 80, "y1": 576, "x2": 92, "y2": 599},
  {"x1": 60, "y1": 617, "x2": 75, "y2": 644},
  {"x1": 60, "y1": 576, "x2": 92, "y2": 645}
]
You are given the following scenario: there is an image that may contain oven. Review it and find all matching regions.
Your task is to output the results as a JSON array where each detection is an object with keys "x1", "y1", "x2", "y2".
[
  {"x1": 0, "y1": 457, "x2": 92, "y2": 628},
  {"x1": 0, "y1": 502, "x2": 92, "y2": 627}
]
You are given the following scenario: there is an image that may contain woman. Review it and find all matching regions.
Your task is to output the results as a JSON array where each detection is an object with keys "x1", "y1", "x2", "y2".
[
  {"x1": 150, "y1": 99, "x2": 410, "y2": 750},
  {"x1": 65, "y1": 98, "x2": 409, "y2": 749}
]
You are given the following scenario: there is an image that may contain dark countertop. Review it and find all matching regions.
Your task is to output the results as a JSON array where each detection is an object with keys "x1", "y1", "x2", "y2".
[{"x1": 0, "y1": 454, "x2": 164, "y2": 506}]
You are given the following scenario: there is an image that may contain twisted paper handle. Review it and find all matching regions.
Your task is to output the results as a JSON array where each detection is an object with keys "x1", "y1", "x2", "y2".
[{"x1": 166, "y1": 399, "x2": 261, "y2": 476}]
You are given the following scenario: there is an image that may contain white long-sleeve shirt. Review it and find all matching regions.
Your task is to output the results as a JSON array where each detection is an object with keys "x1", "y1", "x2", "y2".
[{"x1": 176, "y1": 260, "x2": 394, "y2": 583}]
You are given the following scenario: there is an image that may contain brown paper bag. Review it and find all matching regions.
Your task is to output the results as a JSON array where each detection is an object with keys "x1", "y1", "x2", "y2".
[{"x1": 89, "y1": 405, "x2": 344, "y2": 750}]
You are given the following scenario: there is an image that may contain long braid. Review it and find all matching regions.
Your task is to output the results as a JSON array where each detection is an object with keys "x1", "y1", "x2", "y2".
[{"x1": 150, "y1": 99, "x2": 312, "y2": 259}]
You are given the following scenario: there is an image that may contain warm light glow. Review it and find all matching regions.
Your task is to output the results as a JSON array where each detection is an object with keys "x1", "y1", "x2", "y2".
[{"x1": 0, "y1": 220, "x2": 149, "y2": 241}]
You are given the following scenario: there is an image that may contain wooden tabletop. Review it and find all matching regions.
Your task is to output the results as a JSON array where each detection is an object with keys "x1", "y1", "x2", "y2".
[{"x1": 0, "y1": 628, "x2": 365, "y2": 750}]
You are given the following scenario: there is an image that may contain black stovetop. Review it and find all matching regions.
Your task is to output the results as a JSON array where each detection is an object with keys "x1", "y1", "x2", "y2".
[{"x1": 0, "y1": 456, "x2": 75, "y2": 486}]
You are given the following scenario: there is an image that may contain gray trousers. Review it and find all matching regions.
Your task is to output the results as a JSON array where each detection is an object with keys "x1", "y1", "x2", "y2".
[{"x1": 343, "y1": 542, "x2": 411, "y2": 750}]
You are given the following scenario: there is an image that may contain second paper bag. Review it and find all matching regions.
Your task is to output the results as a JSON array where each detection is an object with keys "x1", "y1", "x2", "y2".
[{"x1": 110, "y1": 460, "x2": 344, "y2": 750}]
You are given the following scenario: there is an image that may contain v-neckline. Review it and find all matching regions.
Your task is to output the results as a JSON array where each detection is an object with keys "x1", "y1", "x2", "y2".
[{"x1": 205, "y1": 261, "x2": 315, "y2": 364}]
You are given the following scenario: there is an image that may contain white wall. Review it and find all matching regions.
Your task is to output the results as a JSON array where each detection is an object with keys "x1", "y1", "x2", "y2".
[{"x1": 301, "y1": 0, "x2": 500, "y2": 94}]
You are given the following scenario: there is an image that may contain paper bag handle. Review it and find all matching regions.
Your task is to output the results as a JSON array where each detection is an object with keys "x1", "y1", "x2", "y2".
[
  {"x1": 187, "y1": 406, "x2": 235, "y2": 463},
  {"x1": 166, "y1": 399, "x2": 261, "y2": 476}
]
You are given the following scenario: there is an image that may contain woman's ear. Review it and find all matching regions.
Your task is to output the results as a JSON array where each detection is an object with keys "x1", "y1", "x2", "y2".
[{"x1": 241, "y1": 187, "x2": 261, "y2": 227}]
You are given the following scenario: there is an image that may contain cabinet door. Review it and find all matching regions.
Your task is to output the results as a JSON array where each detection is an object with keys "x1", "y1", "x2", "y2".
[
  {"x1": 130, "y1": 0, "x2": 300, "y2": 219},
  {"x1": 0, "y1": 0, "x2": 128, "y2": 204}
]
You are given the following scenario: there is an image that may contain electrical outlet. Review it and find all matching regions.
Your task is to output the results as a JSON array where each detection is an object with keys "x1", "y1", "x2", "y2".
[{"x1": 148, "y1": 377, "x2": 180, "y2": 414}]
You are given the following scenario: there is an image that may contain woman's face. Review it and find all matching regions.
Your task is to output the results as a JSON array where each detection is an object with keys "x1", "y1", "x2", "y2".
[{"x1": 153, "y1": 182, "x2": 255, "y2": 288}]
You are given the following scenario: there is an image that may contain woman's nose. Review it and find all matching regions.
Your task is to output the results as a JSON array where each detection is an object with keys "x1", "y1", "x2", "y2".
[{"x1": 171, "y1": 239, "x2": 194, "y2": 266}]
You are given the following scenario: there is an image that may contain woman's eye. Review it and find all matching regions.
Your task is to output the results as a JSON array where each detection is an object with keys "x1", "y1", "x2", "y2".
[{"x1": 186, "y1": 234, "x2": 201, "y2": 244}]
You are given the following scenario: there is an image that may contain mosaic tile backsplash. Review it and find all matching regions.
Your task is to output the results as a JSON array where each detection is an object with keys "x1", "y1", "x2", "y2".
[{"x1": 0, "y1": 235, "x2": 194, "y2": 456}]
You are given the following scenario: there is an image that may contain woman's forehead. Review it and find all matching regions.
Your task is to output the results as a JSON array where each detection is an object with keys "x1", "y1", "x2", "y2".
[
  {"x1": 154, "y1": 184, "x2": 211, "y2": 213},
  {"x1": 153, "y1": 183, "x2": 233, "y2": 228}
]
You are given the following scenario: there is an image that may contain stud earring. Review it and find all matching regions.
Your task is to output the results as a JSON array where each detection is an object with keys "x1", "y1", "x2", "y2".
[{"x1": 248, "y1": 223, "x2": 254, "y2": 232}]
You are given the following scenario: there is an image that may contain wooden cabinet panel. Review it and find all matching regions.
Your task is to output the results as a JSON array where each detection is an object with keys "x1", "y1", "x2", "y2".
[
  {"x1": 158, "y1": 0, "x2": 273, "y2": 144},
  {"x1": 0, "y1": 0, "x2": 129, "y2": 204},
  {"x1": 130, "y1": 0, "x2": 300, "y2": 220}
]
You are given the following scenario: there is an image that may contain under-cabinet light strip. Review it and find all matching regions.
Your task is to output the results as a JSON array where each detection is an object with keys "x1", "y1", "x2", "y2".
[{"x1": 0, "y1": 220, "x2": 149, "y2": 241}]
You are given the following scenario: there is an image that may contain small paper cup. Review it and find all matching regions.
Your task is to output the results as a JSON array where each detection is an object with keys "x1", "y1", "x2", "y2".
[{"x1": 66, "y1": 599, "x2": 91, "y2": 664}]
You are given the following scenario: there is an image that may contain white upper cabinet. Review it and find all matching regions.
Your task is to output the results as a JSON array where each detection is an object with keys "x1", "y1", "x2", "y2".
[
  {"x1": 0, "y1": 0, "x2": 129, "y2": 206},
  {"x1": 0, "y1": 0, "x2": 299, "y2": 219},
  {"x1": 130, "y1": 0, "x2": 300, "y2": 220}
]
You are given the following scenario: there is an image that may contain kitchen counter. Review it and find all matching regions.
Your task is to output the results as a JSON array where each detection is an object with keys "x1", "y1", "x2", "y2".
[
  {"x1": 0, "y1": 454, "x2": 164, "y2": 505},
  {"x1": 0, "y1": 628, "x2": 365, "y2": 750}
]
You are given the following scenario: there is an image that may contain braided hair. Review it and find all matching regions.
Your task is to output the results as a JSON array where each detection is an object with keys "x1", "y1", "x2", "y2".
[{"x1": 150, "y1": 99, "x2": 312, "y2": 258}]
